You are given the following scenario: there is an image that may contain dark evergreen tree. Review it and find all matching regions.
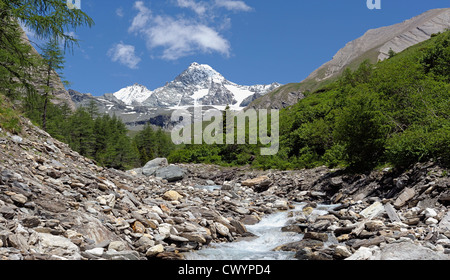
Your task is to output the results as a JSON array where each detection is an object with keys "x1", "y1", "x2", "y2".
[{"x1": 40, "y1": 38, "x2": 66, "y2": 131}]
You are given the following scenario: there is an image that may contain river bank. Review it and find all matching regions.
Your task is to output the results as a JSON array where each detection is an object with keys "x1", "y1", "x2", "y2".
[{"x1": 0, "y1": 118, "x2": 449, "y2": 260}]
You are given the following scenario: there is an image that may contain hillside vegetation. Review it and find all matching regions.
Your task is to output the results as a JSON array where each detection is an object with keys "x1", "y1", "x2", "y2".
[
  {"x1": 0, "y1": 1, "x2": 173, "y2": 171},
  {"x1": 170, "y1": 31, "x2": 450, "y2": 171}
]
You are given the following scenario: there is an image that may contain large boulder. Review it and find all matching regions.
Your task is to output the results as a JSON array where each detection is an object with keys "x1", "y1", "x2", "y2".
[
  {"x1": 241, "y1": 176, "x2": 272, "y2": 192},
  {"x1": 142, "y1": 158, "x2": 168, "y2": 176},
  {"x1": 155, "y1": 165, "x2": 185, "y2": 182},
  {"x1": 31, "y1": 232, "x2": 81, "y2": 260},
  {"x1": 439, "y1": 212, "x2": 450, "y2": 232},
  {"x1": 379, "y1": 241, "x2": 449, "y2": 260}
]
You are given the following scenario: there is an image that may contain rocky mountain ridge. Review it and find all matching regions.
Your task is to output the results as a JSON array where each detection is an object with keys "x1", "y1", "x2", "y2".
[
  {"x1": 305, "y1": 8, "x2": 450, "y2": 83},
  {"x1": 248, "y1": 8, "x2": 450, "y2": 110},
  {"x1": 0, "y1": 117, "x2": 448, "y2": 260}
]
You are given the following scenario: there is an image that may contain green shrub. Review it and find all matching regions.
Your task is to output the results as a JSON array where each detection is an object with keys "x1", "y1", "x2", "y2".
[
  {"x1": 0, "y1": 95, "x2": 22, "y2": 134},
  {"x1": 323, "y1": 144, "x2": 346, "y2": 168}
]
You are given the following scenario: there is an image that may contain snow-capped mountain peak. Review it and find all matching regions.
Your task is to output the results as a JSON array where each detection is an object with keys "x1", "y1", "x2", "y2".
[
  {"x1": 113, "y1": 83, "x2": 153, "y2": 105},
  {"x1": 176, "y1": 62, "x2": 226, "y2": 86},
  {"x1": 111, "y1": 63, "x2": 281, "y2": 109}
]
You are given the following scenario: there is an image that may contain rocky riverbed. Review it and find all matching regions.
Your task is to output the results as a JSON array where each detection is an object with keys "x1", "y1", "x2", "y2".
[{"x1": 0, "y1": 118, "x2": 449, "y2": 260}]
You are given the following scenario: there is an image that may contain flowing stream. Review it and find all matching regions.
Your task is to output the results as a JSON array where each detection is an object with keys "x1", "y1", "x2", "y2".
[{"x1": 185, "y1": 203, "x2": 340, "y2": 260}]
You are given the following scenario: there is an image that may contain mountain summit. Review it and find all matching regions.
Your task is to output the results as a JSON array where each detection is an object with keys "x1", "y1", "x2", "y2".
[
  {"x1": 113, "y1": 84, "x2": 152, "y2": 106},
  {"x1": 111, "y1": 62, "x2": 281, "y2": 109}
]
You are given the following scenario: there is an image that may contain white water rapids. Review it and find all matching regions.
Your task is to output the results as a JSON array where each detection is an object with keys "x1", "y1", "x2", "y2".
[{"x1": 184, "y1": 203, "x2": 340, "y2": 260}]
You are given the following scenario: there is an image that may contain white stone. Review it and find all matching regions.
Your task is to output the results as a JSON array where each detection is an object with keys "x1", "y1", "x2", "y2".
[
  {"x1": 158, "y1": 223, "x2": 174, "y2": 237},
  {"x1": 214, "y1": 222, "x2": 230, "y2": 237},
  {"x1": 426, "y1": 217, "x2": 439, "y2": 225},
  {"x1": 151, "y1": 205, "x2": 164, "y2": 216},
  {"x1": 360, "y1": 201, "x2": 385, "y2": 219},
  {"x1": 146, "y1": 244, "x2": 164, "y2": 257},
  {"x1": 85, "y1": 247, "x2": 104, "y2": 257},
  {"x1": 423, "y1": 208, "x2": 438, "y2": 218},
  {"x1": 346, "y1": 246, "x2": 380, "y2": 260},
  {"x1": 273, "y1": 200, "x2": 289, "y2": 210}
]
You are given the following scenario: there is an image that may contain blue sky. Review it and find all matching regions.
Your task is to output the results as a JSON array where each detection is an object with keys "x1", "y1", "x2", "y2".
[{"x1": 47, "y1": 0, "x2": 449, "y2": 96}]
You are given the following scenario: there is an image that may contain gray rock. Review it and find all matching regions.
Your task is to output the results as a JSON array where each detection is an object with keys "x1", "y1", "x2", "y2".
[
  {"x1": 142, "y1": 158, "x2": 168, "y2": 176},
  {"x1": 21, "y1": 216, "x2": 41, "y2": 228},
  {"x1": 352, "y1": 236, "x2": 385, "y2": 250},
  {"x1": 180, "y1": 232, "x2": 207, "y2": 244},
  {"x1": 103, "y1": 250, "x2": 142, "y2": 260},
  {"x1": 146, "y1": 244, "x2": 164, "y2": 257},
  {"x1": 0, "y1": 206, "x2": 15, "y2": 219},
  {"x1": 380, "y1": 241, "x2": 449, "y2": 260},
  {"x1": 439, "y1": 212, "x2": 450, "y2": 232},
  {"x1": 241, "y1": 215, "x2": 260, "y2": 225},
  {"x1": 11, "y1": 135, "x2": 23, "y2": 143},
  {"x1": 31, "y1": 232, "x2": 81, "y2": 260},
  {"x1": 346, "y1": 246, "x2": 381, "y2": 260},
  {"x1": 214, "y1": 222, "x2": 230, "y2": 237},
  {"x1": 230, "y1": 220, "x2": 247, "y2": 235},
  {"x1": 334, "y1": 245, "x2": 352, "y2": 259},
  {"x1": 108, "y1": 240, "x2": 127, "y2": 252},
  {"x1": 135, "y1": 236, "x2": 155, "y2": 251},
  {"x1": 303, "y1": 232, "x2": 328, "y2": 242},
  {"x1": 85, "y1": 247, "x2": 104, "y2": 257},
  {"x1": 167, "y1": 234, "x2": 189, "y2": 242},
  {"x1": 155, "y1": 166, "x2": 185, "y2": 182},
  {"x1": 384, "y1": 203, "x2": 401, "y2": 222},
  {"x1": 394, "y1": 188, "x2": 416, "y2": 208},
  {"x1": 360, "y1": 201, "x2": 385, "y2": 219}
]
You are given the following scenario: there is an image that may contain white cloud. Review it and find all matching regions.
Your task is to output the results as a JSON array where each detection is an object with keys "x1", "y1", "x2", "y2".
[
  {"x1": 176, "y1": 0, "x2": 207, "y2": 15},
  {"x1": 107, "y1": 42, "x2": 141, "y2": 69},
  {"x1": 214, "y1": 0, "x2": 252, "y2": 12},
  {"x1": 149, "y1": 16, "x2": 230, "y2": 60},
  {"x1": 129, "y1": 1, "x2": 231, "y2": 60},
  {"x1": 129, "y1": 1, "x2": 152, "y2": 33}
]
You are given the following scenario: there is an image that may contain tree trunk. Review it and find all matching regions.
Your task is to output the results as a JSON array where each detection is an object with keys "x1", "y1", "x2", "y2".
[
  {"x1": 42, "y1": 63, "x2": 52, "y2": 131},
  {"x1": 42, "y1": 92, "x2": 48, "y2": 131}
]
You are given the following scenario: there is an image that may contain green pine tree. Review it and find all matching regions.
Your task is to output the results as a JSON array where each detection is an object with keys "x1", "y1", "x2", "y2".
[
  {"x1": 40, "y1": 38, "x2": 66, "y2": 131},
  {"x1": 3, "y1": 0, "x2": 94, "y2": 51}
]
